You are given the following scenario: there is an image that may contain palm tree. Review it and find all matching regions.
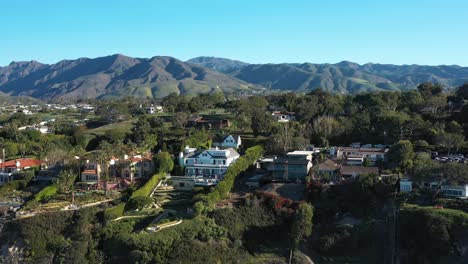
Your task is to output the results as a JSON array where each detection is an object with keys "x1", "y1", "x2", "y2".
[{"x1": 97, "y1": 141, "x2": 116, "y2": 197}]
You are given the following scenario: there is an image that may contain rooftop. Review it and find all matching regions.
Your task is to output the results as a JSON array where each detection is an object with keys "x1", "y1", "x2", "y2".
[{"x1": 0, "y1": 158, "x2": 42, "y2": 168}]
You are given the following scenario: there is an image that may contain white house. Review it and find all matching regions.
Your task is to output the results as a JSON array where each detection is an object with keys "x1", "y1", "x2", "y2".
[
  {"x1": 400, "y1": 179, "x2": 412, "y2": 193},
  {"x1": 148, "y1": 104, "x2": 163, "y2": 114},
  {"x1": 441, "y1": 184, "x2": 468, "y2": 198},
  {"x1": 336, "y1": 147, "x2": 388, "y2": 166},
  {"x1": 221, "y1": 135, "x2": 241, "y2": 149},
  {"x1": 272, "y1": 111, "x2": 295, "y2": 122},
  {"x1": 179, "y1": 146, "x2": 240, "y2": 178}
]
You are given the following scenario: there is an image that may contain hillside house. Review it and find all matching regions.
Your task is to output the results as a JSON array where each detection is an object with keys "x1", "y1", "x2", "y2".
[
  {"x1": 317, "y1": 159, "x2": 341, "y2": 179},
  {"x1": 81, "y1": 153, "x2": 154, "y2": 186},
  {"x1": 110, "y1": 154, "x2": 154, "y2": 183},
  {"x1": 336, "y1": 147, "x2": 388, "y2": 166},
  {"x1": 271, "y1": 151, "x2": 314, "y2": 182},
  {"x1": 220, "y1": 135, "x2": 242, "y2": 149},
  {"x1": 148, "y1": 104, "x2": 163, "y2": 114},
  {"x1": 441, "y1": 184, "x2": 468, "y2": 198},
  {"x1": 271, "y1": 111, "x2": 295, "y2": 122},
  {"x1": 178, "y1": 146, "x2": 240, "y2": 178},
  {"x1": 400, "y1": 178, "x2": 413, "y2": 193},
  {"x1": 80, "y1": 161, "x2": 102, "y2": 184},
  {"x1": 0, "y1": 158, "x2": 42, "y2": 185}
]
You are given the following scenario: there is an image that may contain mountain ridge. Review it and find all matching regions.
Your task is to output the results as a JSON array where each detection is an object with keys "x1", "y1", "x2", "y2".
[
  {"x1": 187, "y1": 57, "x2": 468, "y2": 93},
  {"x1": 1, "y1": 54, "x2": 468, "y2": 99}
]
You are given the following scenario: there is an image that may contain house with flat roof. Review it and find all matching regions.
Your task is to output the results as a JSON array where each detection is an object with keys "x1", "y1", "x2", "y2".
[
  {"x1": 336, "y1": 147, "x2": 388, "y2": 166},
  {"x1": 271, "y1": 151, "x2": 314, "y2": 182},
  {"x1": 441, "y1": 184, "x2": 468, "y2": 198}
]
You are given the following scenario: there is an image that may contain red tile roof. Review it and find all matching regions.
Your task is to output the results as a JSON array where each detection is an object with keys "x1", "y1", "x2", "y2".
[{"x1": 0, "y1": 158, "x2": 42, "y2": 168}]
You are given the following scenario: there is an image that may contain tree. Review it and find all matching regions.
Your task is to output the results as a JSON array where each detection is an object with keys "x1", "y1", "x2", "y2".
[
  {"x1": 436, "y1": 132, "x2": 464, "y2": 155},
  {"x1": 291, "y1": 203, "x2": 313, "y2": 248},
  {"x1": 251, "y1": 112, "x2": 273, "y2": 137},
  {"x1": 154, "y1": 152, "x2": 174, "y2": 173},
  {"x1": 417, "y1": 82, "x2": 443, "y2": 99},
  {"x1": 96, "y1": 141, "x2": 115, "y2": 196},
  {"x1": 386, "y1": 140, "x2": 415, "y2": 172},
  {"x1": 455, "y1": 82, "x2": 468, "y2": 100},
  {"x1": 173, "y1": 112, "x2": 189, "y2": 129},
  {"x1": 54, "y1": 169, "x2": 78, "y2": 193}
]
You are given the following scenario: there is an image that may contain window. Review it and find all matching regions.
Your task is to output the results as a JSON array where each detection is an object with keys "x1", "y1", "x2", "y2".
[
  {"x1": 86, "y1": 175, "x2": 98, "y2": 181},
  {"x1": 223, "y1": 160, "x2": 226, "y2": 165},
  {"x1": 443, "y1": 189, "x2": 462, "y2": 197}
]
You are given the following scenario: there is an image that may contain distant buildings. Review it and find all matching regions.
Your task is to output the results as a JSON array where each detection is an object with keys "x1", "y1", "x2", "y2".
[
  {"x1": 188, "y1": 116, "x2": 231, "y2": 129},
  {"x1": 271, "y1": 111, "x2": 295, "y2": 122},
  {"x1": 148, "y1": 104, "x2": 163, "y2": 114}
]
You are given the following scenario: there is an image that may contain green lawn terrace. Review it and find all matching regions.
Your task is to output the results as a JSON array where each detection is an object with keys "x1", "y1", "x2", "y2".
[{"x1": 152, "y1": 184, "x2": 194, "y2": 212}]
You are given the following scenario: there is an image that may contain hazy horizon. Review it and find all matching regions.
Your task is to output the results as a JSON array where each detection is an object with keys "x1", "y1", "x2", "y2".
[{"x1": 2, "y1": 53, "x2": 468, "y2": 68}]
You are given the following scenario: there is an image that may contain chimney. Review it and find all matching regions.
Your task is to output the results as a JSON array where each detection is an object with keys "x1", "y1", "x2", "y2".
[
  {"x1": 16, "y1": 160, "x2": 21, "y2": 168},
  {"x1": 184, "y1": 146, "x2": 190, "y2": 154},
  {"x1": 124, "y1": 154, "x2": 129, "y2": 160}
]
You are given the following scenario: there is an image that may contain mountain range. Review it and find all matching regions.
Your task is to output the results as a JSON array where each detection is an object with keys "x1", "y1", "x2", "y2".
[{"x1": 1, "y1": 54, "x2": 467, "y2": 99}]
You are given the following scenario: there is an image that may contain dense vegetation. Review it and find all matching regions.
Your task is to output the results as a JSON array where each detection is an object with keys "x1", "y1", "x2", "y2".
[{"x1": 1, "y1": 81, "x2": 468, "y2": 263}]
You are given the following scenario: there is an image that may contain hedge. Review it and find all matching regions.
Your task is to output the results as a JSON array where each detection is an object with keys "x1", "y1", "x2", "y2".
[
  {"x1": 402, "y1": 204, "x2": 468, "y2": 226},
  {"x1": 200, "y1": 145, "x2": 264, "y2": 207},
  {"x1": 131, "y1": 172, "x2": 165, "y2": 198},
  {"x1": 105, "y1": 172, "x2": 165, "y2": 219}
]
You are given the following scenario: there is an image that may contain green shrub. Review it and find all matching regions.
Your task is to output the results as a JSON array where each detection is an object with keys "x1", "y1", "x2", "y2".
[
  {"x1": 104, "y1": 203, "x2": 125, "y2": 220},
  {"x1": 0, "y1": 180, "x2": 28, "y2": 196}
]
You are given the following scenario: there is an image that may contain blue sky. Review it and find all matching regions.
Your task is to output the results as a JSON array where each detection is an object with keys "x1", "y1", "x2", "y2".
[{"x1": 1, "y1": 0, "x2": 467, "y2": 66}]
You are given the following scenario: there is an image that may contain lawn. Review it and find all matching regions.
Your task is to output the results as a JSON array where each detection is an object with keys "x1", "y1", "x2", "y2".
[{"x1": 83, "y1": 119, "x2": 135, "y2": 136}]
